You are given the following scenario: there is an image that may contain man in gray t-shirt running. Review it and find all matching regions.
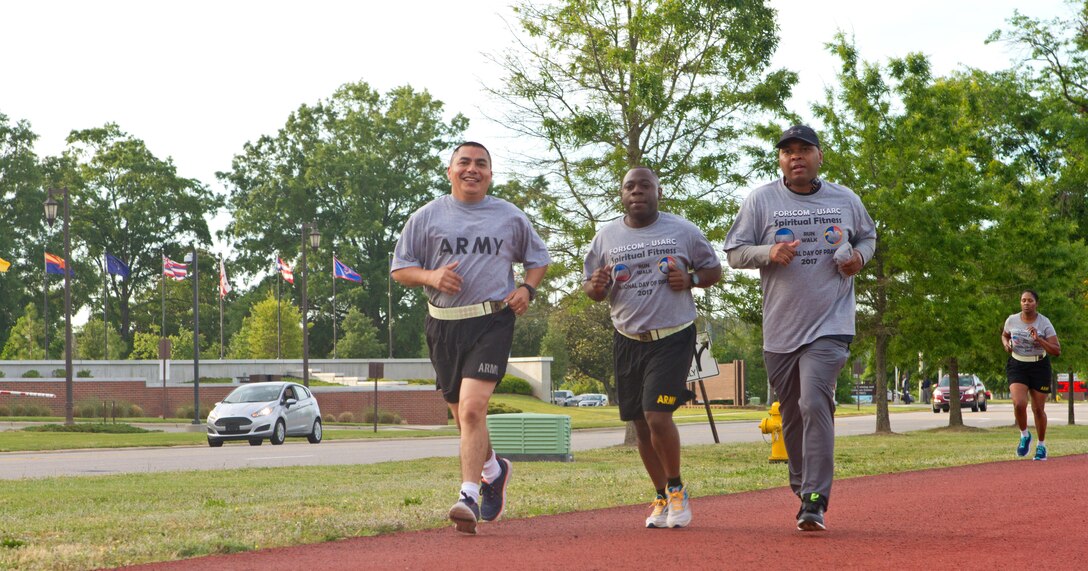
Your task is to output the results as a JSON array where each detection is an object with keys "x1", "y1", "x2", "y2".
[
  {"x1": 391, "y1": 142, "x2": 550, "y2": 535},
  {"x1": 584, "y1": 166, "x2": 721, "y2": 529},
  {"x1": 723, "y1": 125, "x2": 876, "y2": 532}
]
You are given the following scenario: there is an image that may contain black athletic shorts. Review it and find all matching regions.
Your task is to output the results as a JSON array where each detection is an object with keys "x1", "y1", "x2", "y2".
[
  {"x1": 613, "y1": 324, "x2": 696, "y2": 422},
  {"x1": 1006, "y1": 355, "x2": 1052, "y2": 393},
  {"x1": 425, "y1": 306, "x2": 515, "y2": 403}
]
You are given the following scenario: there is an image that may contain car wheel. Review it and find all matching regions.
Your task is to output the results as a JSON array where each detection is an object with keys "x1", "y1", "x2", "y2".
[
  {"x1": 248, "y1": 438, "x2": 263, "y2": 446},
  {"x1": 980, "y1": 400, "x2": 988, "y2": 412},
  {"x1": 207, "y1": 437, "x2": 223, "y2": 447},
  {"x1": 307, "y1": 419, "x2": 323, "y2": 444},
  {"x1": 270, "y1": 419, "x2": 286, "y2": 445},
  {"x1": 942, "y1": 405, "x2": 949, "y2": 412},
  {"x1": 970, "y1": 400, "x2": 979, "y2": 412},
  {"x1": 933, "y1": 407, "x2": 940, "y2": 414}
]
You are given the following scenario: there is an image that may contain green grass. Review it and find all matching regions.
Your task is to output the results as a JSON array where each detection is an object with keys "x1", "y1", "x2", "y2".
[{"x1": 1, "y1": 423, "x2": 1086, "y2": 570}]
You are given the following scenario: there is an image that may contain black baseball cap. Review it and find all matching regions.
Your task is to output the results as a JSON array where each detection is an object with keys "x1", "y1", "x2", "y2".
[{"x1": 776, "y1": 124, "x2": 820, "y2": 148}]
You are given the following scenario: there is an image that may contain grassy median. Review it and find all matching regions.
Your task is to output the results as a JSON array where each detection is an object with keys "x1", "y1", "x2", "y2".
[{"x1": 1, "y1": 423, "x2": 1086, "y2": 570}]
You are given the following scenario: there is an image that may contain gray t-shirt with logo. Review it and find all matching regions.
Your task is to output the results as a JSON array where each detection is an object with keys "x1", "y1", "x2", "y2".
[
  {"x1": 723, "y1": 179, "x2": 877, "y2": 353},
  {"x1": 391, "y1": 195, "x2": 551, "y2": 307},
  {"x1": 583, "y1": 212, "x2": 721, "y2": 334},
  {"x1": 1003, "y1": 313, "x2": 1056, "y2": 357}
]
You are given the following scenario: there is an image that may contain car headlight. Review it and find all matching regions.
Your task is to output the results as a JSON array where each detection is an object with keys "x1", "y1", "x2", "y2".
[
  {"x1": 207, "y1": 409, "x2": 219, "y2": 423},
  {"x1": 251, "y1": 406, "x2": 273, "y2": 418}
]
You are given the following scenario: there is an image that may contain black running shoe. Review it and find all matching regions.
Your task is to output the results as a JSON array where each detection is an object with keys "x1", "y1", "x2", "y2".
[
  {"x1": 448, "y1": 492, "x2": 481, "y2": 534},
  {"x1": 797, "y1": 492, "x2": 827, "y2": 532},
  {"x1": 479, "y1": 456, "x2": 512, "y2": 522}
]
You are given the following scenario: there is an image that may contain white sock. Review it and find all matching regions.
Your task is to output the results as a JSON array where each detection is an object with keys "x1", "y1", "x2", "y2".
[
  {"x1": 1038, "y1": 441, "x2": 1046, "y2": 448},
  {"x1": 1021, "y1": 429, "x2": 1029, "y2": 437},
  {"x1": 460, "y1": 482, "x2": 480, "y2": 504},
  {"x1": 481, "y1": 450, "x2": 501, "y2": 483}
]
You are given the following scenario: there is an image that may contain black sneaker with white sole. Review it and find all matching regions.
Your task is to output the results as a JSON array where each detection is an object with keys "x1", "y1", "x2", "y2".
[{"x1": 796, "y1": 492, "x2": 827, "y2": 532}]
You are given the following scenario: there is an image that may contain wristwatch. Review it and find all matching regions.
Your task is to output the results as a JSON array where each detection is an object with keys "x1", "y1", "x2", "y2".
[
  {"x1": 688, "y1": 272, "x2": 700, "y2": 289},
  {"x1": 518, "y1": 282, "x2": 537, "y2": 301}
]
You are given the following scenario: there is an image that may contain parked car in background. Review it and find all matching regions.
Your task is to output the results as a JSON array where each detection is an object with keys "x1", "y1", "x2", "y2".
[
  {"x1": 563, "y1": 394, "x2": 585, "y2": 407},
  {"x1": 577, "y1": 393, "x2": 609, "y2": 407},
  {"x1": 206, "y1": 382, "x2": 323, "y2": 447},
  {"x1": 552, "y1": 390, "x2": 574, "y2": 406},
  {"x1": 932, "y1": 374, "x2": 989, "y2": 413}
]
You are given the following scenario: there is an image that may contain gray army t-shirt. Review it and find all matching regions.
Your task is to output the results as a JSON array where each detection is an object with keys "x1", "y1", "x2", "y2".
[
  {"x1": 584, "y1": 212, "x2": 720, "y2": 334},
  {"x1": 391, "y1": 195, "x2": 551, "y2": 307},
  {"x1": 1004, "y1": 313, "x2": 1056, "y2": 357},
  {"x1": 723, "y1": 179, "x2": 877, "y2": 353}
]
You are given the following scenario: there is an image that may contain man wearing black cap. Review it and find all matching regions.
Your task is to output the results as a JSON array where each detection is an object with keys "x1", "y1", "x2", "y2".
[{"x1": 723, "y1": 125, "x2": 876, "y2": 531}]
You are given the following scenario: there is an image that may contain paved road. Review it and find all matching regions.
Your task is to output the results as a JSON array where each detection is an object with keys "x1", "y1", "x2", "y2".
[{"x1": 0, "y1": 403, "x2": 1076, "y2": 480}]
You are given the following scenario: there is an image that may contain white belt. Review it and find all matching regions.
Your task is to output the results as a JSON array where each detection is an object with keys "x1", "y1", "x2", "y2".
[
  {"x1": 617, "y1": 321, "x2": 693, "y2": 342},
  {"x1": 427, "y1": 301, "x2": 506, "y2": 321},
  {"x1": 1011, "y1": 352, "x2": 1046, "y2": 363}
]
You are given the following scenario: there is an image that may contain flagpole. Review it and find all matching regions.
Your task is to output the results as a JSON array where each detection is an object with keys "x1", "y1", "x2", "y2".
[
  {"x1": 161, "y1": 251, "x2": 166, "y2": 337},
  {"x1": 388, "y1": 252, "x2": 394, "y2": 358},
  {"x1": 219, "y1": 256, "x2": 224, "y2": 359},
  {"x1": 103, "y1": 254, "x2": 108, "y2": 359},
  {"x1": 332, "y1": 253, "x2": 337, "y2": 360},
  {"x1": 43, "y1": 261, "x2": 49, "y2": 360},
  {"x1": 276, "y1": 257, "x2": 282, "y2": 360}
]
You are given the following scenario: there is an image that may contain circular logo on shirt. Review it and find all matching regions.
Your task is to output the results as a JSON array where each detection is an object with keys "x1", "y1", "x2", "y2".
[
  {"x1": 658, "y1": 256, "x2": 676, "y2": 274},
  {"x1": 824, "y1": 225, "x2": 843, "y2": 245},
  {"x1": 774, "y1": 228, "x2": 795, "y2": 243},
  {"x1": 613, "y1": 264, "x2": 632, "y2": 283}
]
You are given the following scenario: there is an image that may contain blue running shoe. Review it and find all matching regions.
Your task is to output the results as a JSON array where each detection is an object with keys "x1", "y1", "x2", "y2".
[
  {"x1": 448, "y1": 492, "x2": 480, "y2": 535},
  {"x1": 1016, "y1": 432, "x2": 1032, "y2": 457},
  {"x1": 797, "y1": 492, "x2": 827, "y2": 532},
  {"x1": 1033, "y1": 444, "x2": 1047, "y2": 461},
  {"x1": 479, "y1": 456, "x2": 512, "y2": 522}
]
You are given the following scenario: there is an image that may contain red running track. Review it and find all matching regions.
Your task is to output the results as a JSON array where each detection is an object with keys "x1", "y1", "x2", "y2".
[{"x1": 122, "y1": 455, "x2": 1088, "y2": 570}]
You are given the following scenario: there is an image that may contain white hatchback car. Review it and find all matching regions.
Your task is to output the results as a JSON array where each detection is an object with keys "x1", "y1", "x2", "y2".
[{"x1": 206, "y1": 382, "x2": 323, "y2": 447}]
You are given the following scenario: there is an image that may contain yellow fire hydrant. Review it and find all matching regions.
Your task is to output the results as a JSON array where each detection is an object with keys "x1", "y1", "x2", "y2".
[{"x1": 758, "y1": 401, "x2": 789, "y2": 463}]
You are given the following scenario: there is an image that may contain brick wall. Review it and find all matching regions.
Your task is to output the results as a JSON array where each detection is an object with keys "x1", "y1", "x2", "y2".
[{"x1": 0, "y1": 380, "x2": 448, "y2": 425}]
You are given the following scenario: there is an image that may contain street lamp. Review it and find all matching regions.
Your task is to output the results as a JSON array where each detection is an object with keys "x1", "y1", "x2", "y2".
[
  {"x1": 301, "y1": 222, "x2": 321, "y2": 387},
  {"x1": 44, "y1": 188, "x2": 74, "y2": 426},
  {"x1": 184, "y1": 248, "x2": 200, "y2": 424}
]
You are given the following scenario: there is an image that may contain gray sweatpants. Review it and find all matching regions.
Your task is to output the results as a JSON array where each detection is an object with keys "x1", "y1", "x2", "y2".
[{"x1": 764, "y1": 337, "x2": 850, "y2": 503}]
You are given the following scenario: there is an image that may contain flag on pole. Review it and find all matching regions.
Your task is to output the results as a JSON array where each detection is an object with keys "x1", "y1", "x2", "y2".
[
  {"x1": 219, "y1": 258, "x2": 231, "y2": 299},
  {"x1": 0, "y1": 257, "x2": 10, "y2": 273},
  {"x1": 163, "y1": 256, "x2": 187, "y2": 280},
  {"x1": 277, "y1": 257, "x2": 294, "y2": 284},
  {"x1": 333, "y1": 257, "x2": 362, "y2": 283},
  {"x1": 105, "y1": 253, "x2": 131, "y2": 278},
  {"x1": 45, "y1": 252, "x2": 65, "y2": 275}
]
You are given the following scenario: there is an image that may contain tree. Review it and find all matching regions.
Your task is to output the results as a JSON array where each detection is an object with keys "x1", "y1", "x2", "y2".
[
  {"x1": 0, "y1": 113, "x2": 44, "y2": 353},
  {"x1": 336, "y1": 308, "x2": 386, "y2": 359},
  {"x1": 227, "y1": 294, "x2": 303, "y2": 359},
  {"x1": 220, "y1": 82, "x2": 466, "y2": 359},
  {"x1": 48, "y1": 123, "x2": 219, "y2": 349},
  {"x1": 491, "y1": 0, "x2": 795, "y2": 276},
  {"x1": 1, "y1": 303, "x2": 45, "y2": 360},
  {"x1": 74, "y1": 317, "x2": 126, "y2": 360}
]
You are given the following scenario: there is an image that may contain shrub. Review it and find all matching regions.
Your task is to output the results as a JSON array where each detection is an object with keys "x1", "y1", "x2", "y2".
[
  {"x1": 0, "y1": 370, "x2": 6, "y2": 378},
  {"x1": 0, "y1": 406, "x2": 9, "y2": 416},
  {"x1": 362, "y1": 409, "x2": 403, "y2": 424},
  {"x1": 322, "y1": 413, "x2": 336, "y2": 424},
  {"x1": 8, "y1": 404, "x2": 52, "y2": 417},
  {"x1": 175, "y1": 405, "x2": 210, "y2": 420},
  {"x1": 51, "y1": 368, "x2": 66, "y2": 377},
  {"x1": 74, "y1": 399, "x2": 144, "y2": 418},
  {"x1": 495, "y1": 374, "x2": 532, "y2": 395},
  {"x1": 21, "y1": 370, "x2": 41, "y2": 378},
  {"x1": 76, "y1": 370, "x2": 93, "y2": 378},
  {"x1": 487, "y1": 402, "x2": 522, "y2": 415},
  {"x1": 337, "y1": 411, "x2": 355, "y2": 423},
  {"x1": 23, "y1": 423, "x2": 153, "y2": 434},
  {"x1": 403, "y1": 378, "x2": 436, "y2": 385}
]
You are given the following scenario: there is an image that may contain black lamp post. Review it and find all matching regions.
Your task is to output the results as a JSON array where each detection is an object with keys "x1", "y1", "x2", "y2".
[
  {"x1": 185, "y1": 248, "x2": 200, "y2": 424},
  {"x1": 44, "y1": 188, "x2": 74, "y2": 426},
  {"x1": 301, "y1": 222, "x2": 321, "y2": 387}
]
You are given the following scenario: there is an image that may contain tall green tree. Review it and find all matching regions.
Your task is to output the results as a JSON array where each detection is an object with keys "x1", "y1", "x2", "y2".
[
  {"x1": 0, "y1": 303, "x2": 45, "y2": 360},
  {"x1": 0, "y1": 113, "x2": 44, "y2": 352},
  {"x1": 220, "y1": 82, "x2": 466, "y2": 358},
  {"x1": 491, "y1": 0, "x2": 795, "y2": 276},
  {"x1": 336, "y1": 307, "x2": 385, "y2": 359},
  {"x1": 49, "y1": 123, "x2": 219, "y2": 349},
  {"x1": 74, "y1": 317, "x2": 126, "y2": 360},
  {"x1": 227, "y1": 294, "x2": 303, "y2": 359}
]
